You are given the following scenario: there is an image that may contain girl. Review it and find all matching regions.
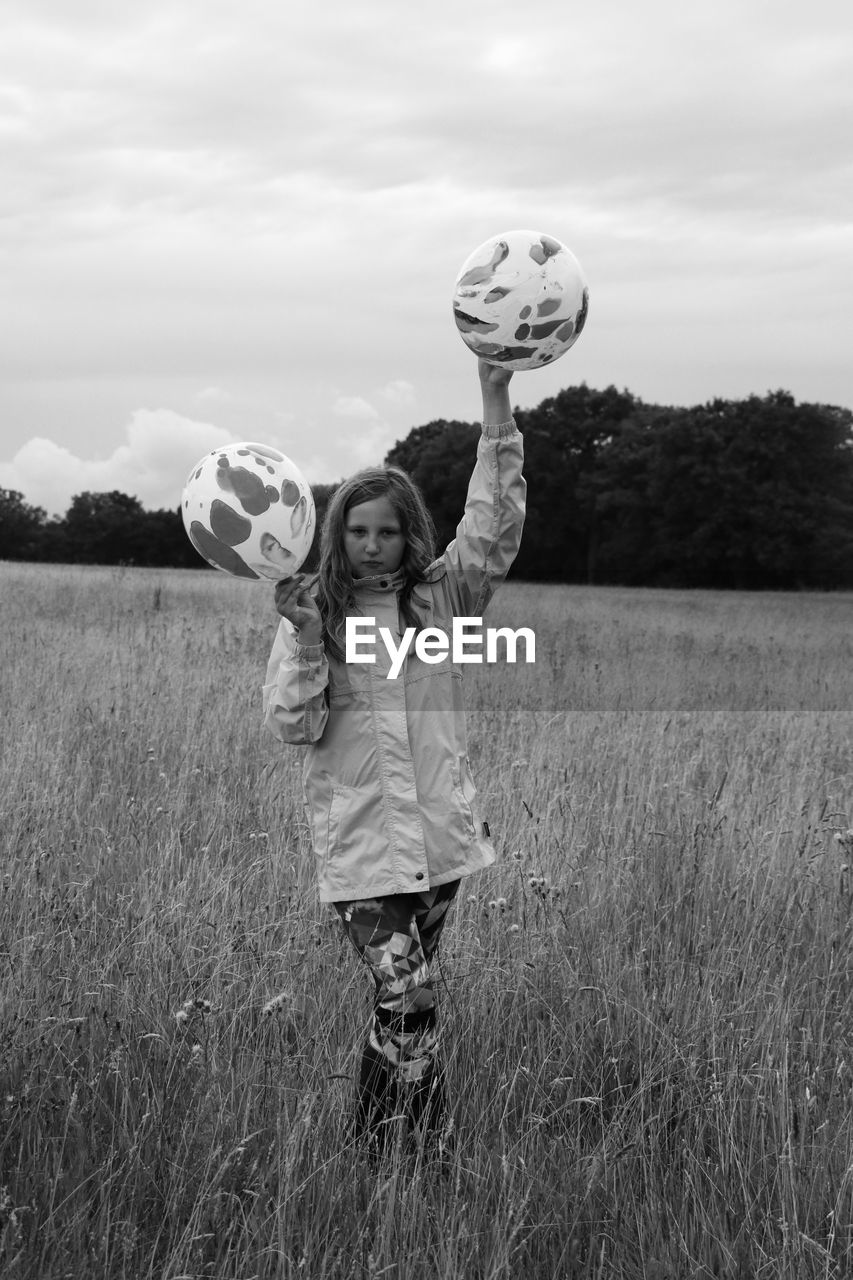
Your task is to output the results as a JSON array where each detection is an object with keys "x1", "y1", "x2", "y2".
[{"x1": 262, "y1": 359, "x2": 525, "y2": 1152}]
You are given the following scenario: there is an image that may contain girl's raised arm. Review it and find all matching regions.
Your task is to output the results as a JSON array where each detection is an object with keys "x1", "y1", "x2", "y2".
[{"x1": 438, "y1": 358, "x2": 526, "y2": 616}]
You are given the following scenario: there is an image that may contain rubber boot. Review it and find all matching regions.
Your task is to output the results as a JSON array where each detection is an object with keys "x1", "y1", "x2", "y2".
[{"x1": 354, "y1": 1039, "x2": 402, "y2": 1156}]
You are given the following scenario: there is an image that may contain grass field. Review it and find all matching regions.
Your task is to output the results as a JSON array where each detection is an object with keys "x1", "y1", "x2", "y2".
[{"x1": 1, "y1": 560, "x2": 853, "y2": 1279}]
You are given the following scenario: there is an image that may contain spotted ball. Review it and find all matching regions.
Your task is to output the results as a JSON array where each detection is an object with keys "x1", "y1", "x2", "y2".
[
  {"x1": 452, "y1": 229, "x2": 589, "y2": 370},
  {"x1": 181, "y1": 442, "x2": 315, "y2": 581}
]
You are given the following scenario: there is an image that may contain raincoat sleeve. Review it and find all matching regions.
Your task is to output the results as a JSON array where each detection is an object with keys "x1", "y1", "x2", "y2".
[
  {"x1": 439, "y1": 419, "x2": 526, "y2": 616},
  {"x1": 262, "y1": 617, "x2": 329, "y2": 745}
]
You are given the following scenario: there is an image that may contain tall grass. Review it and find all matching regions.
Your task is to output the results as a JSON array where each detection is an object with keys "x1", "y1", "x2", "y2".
[{"x1": 1, "y1": 562, "x2": 852, "y2": 1278}]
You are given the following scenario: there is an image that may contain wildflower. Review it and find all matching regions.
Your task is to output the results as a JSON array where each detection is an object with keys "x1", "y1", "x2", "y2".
[
  {"x1": 0, "y1": 1186, "x2": 23, "y2": 1245},
  {"x1": 174, "y1": 996, "x2": 213, "y2": 1025},
  {"x1": 508, "y1": 923, "x2": 520, "y2": 934},
  {"x1": 467, "y1": 894, "x2": 477, "y2": 905},
  {"x1": 190, "y1": 1043, "x2": 203, "y2": 1062},
  {"x1": 262, "y1": 992, "x2": 290, "y2": 1017}
]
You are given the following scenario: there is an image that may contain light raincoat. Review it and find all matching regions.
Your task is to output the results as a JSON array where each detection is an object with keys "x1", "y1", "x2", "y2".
[{"x1": 262, "y1": 420, "x2": 526, "y2": 902}]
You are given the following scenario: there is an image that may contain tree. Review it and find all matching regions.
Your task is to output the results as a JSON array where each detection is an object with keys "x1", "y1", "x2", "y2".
[
  {"x1": 646, "y1": 393, "x2": 853, "y2": 588},
  {"x1": 515, "y1": 384, "x2": 639, "y2": 581},
  {"x1": 143, "y1": 507, "x2": 201, "y2": 568},
  {"x1": 577, "y1": 406, "x2": 661, "y2": 585},
  {"x1": 385, "y1": 420, "x2": 482, "y2": 555},
  {"x1": 61, "y1": 491, "x2": 149, "y2": 565},
  {"x1": 383, "y1": 386, "x2": 853, "y2": 589},
  {"x1": 3, "y1": 386, "x2": 851, "y2": 586},
  {"x1": 0, "y1": 489, "x2": 49, "y2": 560}
]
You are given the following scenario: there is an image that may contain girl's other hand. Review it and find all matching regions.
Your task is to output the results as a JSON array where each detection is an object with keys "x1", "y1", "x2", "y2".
[{"x1": 274, "y1": 575, "x2": 323, "y2": 643}]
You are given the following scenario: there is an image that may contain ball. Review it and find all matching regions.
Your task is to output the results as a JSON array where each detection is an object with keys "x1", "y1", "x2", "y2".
[
  {"x1": 181, "y1": 442, "x2": 315, "y2": 580},
  {"x1": 452, "y1": 229, "x2": 589, "y2": 370}
]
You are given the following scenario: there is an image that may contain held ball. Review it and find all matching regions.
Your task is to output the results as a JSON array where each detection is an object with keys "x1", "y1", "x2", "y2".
[
  {"x1": 181, "y1": 442, "x2": 315, "y2": 580},
  {"x1": 452, "y1": 229, "x2": 589, "y2": 370}
]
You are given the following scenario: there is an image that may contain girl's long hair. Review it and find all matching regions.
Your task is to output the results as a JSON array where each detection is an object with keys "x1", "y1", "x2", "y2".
[{"x1": 316, "y1": 466, "x2": 437, "y2": 662}]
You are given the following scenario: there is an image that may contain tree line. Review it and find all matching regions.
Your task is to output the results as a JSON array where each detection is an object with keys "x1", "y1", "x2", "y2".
[{"x1": 3, "y1": 386, "x2": 852, "y2": 589}]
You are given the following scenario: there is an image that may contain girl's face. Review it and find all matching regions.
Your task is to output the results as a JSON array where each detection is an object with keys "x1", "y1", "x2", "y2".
[{"x1": 344, "y1": 495, "x2": 406, "y2": 579}]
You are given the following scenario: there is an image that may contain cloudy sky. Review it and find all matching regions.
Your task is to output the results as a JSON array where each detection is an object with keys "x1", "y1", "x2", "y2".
[{"x1": 1, "y1": 0, "x2": 851, "y2": 515}]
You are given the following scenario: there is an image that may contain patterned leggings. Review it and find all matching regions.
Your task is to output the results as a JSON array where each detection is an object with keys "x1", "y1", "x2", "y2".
[{"x1": 333, "y1": 879, "x2": 459, "y2": 1143}]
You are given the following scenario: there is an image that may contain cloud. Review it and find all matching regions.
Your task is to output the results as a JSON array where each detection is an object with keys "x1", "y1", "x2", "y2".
[
  {"x1": 379, "y1": 380, "x2": 416, "y2": 408},
  {"x1": 0, "y1": 410, "x2": 233, "y2": 516},
  {"x1": 330, "y1": 393, "x2": 408, "y2": 473},
  {"x1": 0, "y1": 0, "x2": 850, "y2": 501},
  {"x1": 5, "y1": 0, "x2": 848, "y2": 233},
  {"x1": 193, "y1": 386, "x2": 234, "y2": 404},
  {"x1": 344, "y1": 421, "x2": 403, "y2": 472},
  {"x1": 332, "y1": 396, "x2": 380, "y2": 422}
]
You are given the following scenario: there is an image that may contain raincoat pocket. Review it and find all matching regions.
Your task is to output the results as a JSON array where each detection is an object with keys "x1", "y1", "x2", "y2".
[
  {"x1": 450, "y1": 756, "x2": 478, "y2": 839},
  {"x1": 324, "y1": 783, "x2": 383, "y2": 885}
]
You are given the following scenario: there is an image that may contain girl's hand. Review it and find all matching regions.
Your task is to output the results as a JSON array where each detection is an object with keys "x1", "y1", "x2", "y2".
[
  {"x1": 274, "y1": 575, "x2": 323, "y2": 644},
  {"x1": 478, "y1": 357, "x2": 514, "y2": 388},
  {"x1": 478, "y1": 357, "x2": 514, "y2": 424}
]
